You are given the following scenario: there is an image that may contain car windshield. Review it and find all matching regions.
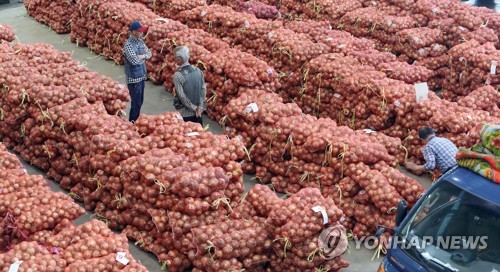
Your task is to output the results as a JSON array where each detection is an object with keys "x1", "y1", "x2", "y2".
[{"x1": 399, "y1": 180, "x2": 500, "y2": 272}]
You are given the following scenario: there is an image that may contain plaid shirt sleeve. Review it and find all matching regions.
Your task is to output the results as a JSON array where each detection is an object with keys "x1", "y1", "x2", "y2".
[
  {"x1": 144, "y1": 44, "x2": 152, "y2": 60},
  {"x1": 123, "y1": 42, "x2": 143, "y2": 66},
  {"x1": 422, "y1": 144, "x2": 436, "y2": 171}
]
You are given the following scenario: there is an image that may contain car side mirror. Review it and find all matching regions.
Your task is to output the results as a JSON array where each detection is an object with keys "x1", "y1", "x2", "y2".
[
  {"x1": 395, "y1": 199, "x2": 408, "y2": 226},
  {"x1": 375, "y1": 224, "x2": 397, "y2": 238},
  {"x1": 375, "y1": 227, "x2": 386, "y2": 238}
]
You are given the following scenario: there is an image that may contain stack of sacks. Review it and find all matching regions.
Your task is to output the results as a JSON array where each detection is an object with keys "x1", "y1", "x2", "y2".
[
  {"x1": 146, "y1": 28, "x2": 229, "y2": 85},
  {"x1": 299, "y1": 53, "x2": 412, "y2": 130},
  {"x1": 189, "y1": 218, "x2": 272, "y2": 271},
  {"x1": 442, "y1": 39, "x2": 499, "y2": 100},
  {"x1": 395, "y1": 27, "x2": 446, "y2": 62},
  {"x1": 6, "y1": 220, "x2": 149, "y2": 271},
  {"x1": 177, "y1": 4, "x2": 257, "y2": 44},
  {"x1": 218, "y1": 185, "x2": 352, "y2": 270},
  {"x1": 283, "y1": 20, "x2": 375, "y2": 55},
  {"x1": 221, "y1": 89, "x2": 302, "y2": 164},
  {"x1": 456, "y1": 85, "x2": 500, "y2": 116},
  {"x1": 279, "y1": 0, "x2": 362, "y2": 22},
  {"x1": 382, "y1": 96, "x2": 499, "y2": 173},
  {"x1": 235, "y1": 0, "x2": 280, "y2": 19},
  {"x1": 71, "y1": 0, "x2": 183, "y2": 64},
  {"x1": 85, "y1": 120, "x2": 245, "y2": 265},
  {"x1": 0, "y1": 143, "x2": 85, "y2": 252},
  {"x1": 156, "y1": 0, "x2": 207, "y2": 21},
  {"x1": 24, "y1": 0, "x2": 76, "y2": 33},
  {"x1": 0, "y1": 43, "x2": 129, "y2": 176},
  {"x1": 197, "y1": 49, "x2": 280, "y2": 120},
  {"x1": 0, "y1": 24, "x2": 15, "y2": 43},
  {"x1": 260, "y1": 186, "x2": 350, "y2": 271}
]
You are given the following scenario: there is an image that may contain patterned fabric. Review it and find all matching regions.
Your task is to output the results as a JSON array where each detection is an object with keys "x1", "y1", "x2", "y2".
[
  {"x1": 457, "y1": 149, "x2": 500, "y2": 183},
  {"x1": 173, "y1": 63, "x2": 207, "y2": 118},
  {"x1": 470, "y1": 123, "x2": 500, "y2": 156},
  {"x1": 123, "y1": 36, "x2": 151, "y2": 84},
  {"x1": 423, "y1": 136, "x2": 458, "y2": 172},
  {"x1": 456, "y1": 123, "x2": 500, "y2": 183}
]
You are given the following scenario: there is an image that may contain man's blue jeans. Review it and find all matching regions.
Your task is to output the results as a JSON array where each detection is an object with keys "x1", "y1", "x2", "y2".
[{"x1": 127, "y1": 80, "x2": 145, "y2": 122}]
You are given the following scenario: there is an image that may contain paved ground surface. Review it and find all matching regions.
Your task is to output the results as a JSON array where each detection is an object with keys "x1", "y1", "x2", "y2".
[{"x1": 0, "y1": 5, "x2": 435, "y2": 272}]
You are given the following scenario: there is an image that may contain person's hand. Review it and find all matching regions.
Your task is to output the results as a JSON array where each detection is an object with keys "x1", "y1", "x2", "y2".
[
  {"x1": 138, "y1": 54, "x2": 145, "y2": 60},
  {"x1": 405, "y1": 162, "x2": 426, "y2": 175},
  {"x1": 195, "y1": 108, "x2": 203, "y2": 117},
  {"x1": 404, "y1": 161, "x2": 417, "y2": 170},
  {"x1": 414, "y1": 169, "x2": 426, "y2": 176}
]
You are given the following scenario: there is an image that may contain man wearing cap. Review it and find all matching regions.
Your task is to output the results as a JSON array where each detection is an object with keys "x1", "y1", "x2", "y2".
[
  {"x1": 123, "y1": 21, "x2": 151, "y2": 123},
  {"x1": 405, "y1": 127, "x2": 458, "y2": 174},
  {"x1": 172, "y1": 46, "x2": 206, "y2": 126}
]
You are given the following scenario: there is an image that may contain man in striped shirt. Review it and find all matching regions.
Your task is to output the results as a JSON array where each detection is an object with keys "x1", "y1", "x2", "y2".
[
  {"x1": 123, "y1": 21, "x2": 152, "y2": 122},
  {"x1": 405, "y1": 127, "x2": 458, "y2": 174},
  {"x1": 172, "y1": 46, "x2": 206, "y2": 126}
]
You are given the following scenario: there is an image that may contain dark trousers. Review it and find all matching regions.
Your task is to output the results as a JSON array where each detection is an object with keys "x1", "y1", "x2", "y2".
[
  {"x1": 183, "y1": 115, "x2": 203, "y2": 126},
  {"x1": 127, "y1": 81, "x2": 145, "y2": 122}
]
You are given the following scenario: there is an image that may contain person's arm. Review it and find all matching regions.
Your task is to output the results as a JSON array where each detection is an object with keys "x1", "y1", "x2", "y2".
[
  {"x1": 404, "y1": 144, "x2": 435, "y2": 173},
  {"x1": 405, "y1": 162, "x2": 426, "y2": 172},
  {"x1": 123, "y1": 43, "x2": 144, "y2": 65},
  {"x1": 199, "y1": 73, "x2": 207, "y2": 111},
  {"x1": 144, "y1": 42, "x2": 152, "y2": 60},
  {"x1": 123, "y1": 42, "x2": 144, "y2": 65},
  {"x1": 173, "y1": 72, "x2": 197, "y2": 111},
  {"x1": 405, "y1": 145, "x2": 435, "y2": 172},
  {"x1": 422, "y1": 145, "x2": 436, "y2": 171}
]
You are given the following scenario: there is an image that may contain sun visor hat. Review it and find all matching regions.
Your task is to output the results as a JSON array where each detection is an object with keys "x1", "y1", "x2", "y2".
[{"x1": 130, "y1": 21, "x2": 148, "y2": 32}]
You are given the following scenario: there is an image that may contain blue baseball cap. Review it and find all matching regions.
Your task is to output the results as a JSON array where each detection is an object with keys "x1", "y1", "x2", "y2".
[{"x1": 130, "y1": 21, "x2": 147, "y2": 32}]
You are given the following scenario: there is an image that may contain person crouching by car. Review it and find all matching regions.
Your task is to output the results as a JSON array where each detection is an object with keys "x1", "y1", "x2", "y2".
[
  {"x1": 172, "y1": 46, "x2": 206, "y2": 126},
  {"x1": 405, "y1": 127, "x2": 458, "y2": 174},
  {"x1": 123, "y1": 21, "x2": 151, "y2": 123}
]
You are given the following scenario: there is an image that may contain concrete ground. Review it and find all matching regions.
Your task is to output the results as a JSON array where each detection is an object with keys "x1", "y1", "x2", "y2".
[{"x1": 0, "y1": 5, "x2": 434, "y2": 272}]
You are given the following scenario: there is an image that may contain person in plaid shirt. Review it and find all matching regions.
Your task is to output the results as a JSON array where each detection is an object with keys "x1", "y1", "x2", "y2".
[
  {"x1": 123, "y1": 21, "x2": 151, "y2": 122},
  {"x1": 405, "y1": 127, "x2": 458, "y2": 174}
]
